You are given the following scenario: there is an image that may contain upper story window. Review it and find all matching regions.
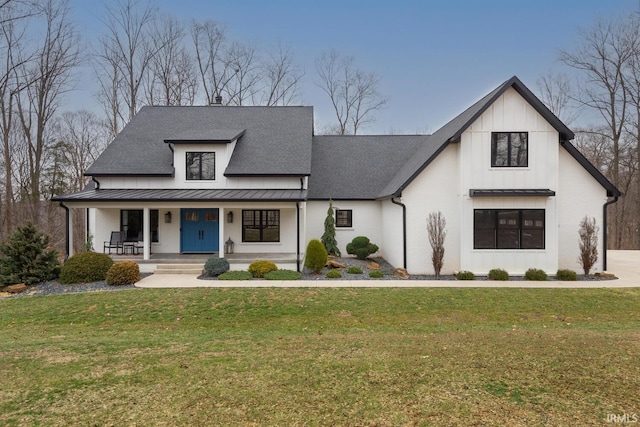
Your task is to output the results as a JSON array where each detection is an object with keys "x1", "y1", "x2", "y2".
[
  {"x1": 491, "y1": 132, "x2": 528, "y2": 167},
  {"x1": 335, "y1": 209, "x2": 353, "y2": 227},
  {"x1": 186, "y1": 152, "x2": 215, "y2": 180}
]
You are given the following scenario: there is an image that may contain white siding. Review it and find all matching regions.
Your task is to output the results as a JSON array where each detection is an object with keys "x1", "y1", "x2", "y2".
[
  {"x1": 402, "y1": 143, "x2": 460, "y2": 274},
  {"x1": 557, "y1": 147, "x2": 608, "y2": 273},
  {"x1": 306, "y1": 200, "x2": 382, "y2": 258}
]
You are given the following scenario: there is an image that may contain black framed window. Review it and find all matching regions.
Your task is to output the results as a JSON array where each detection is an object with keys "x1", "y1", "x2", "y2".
[
  {"x1": 121, "y1": 210, "x2": 159, "y2": 242},
  {"x1": 474, "y1": 209, "x2": 544, "y2": 249},
  {"x1": 335, "y1": 209, "x2": 352, "y2": 227},
  {"x1": 242, "y1": 210, "x2": 280, "y2": 242},
  {"x1": 491, "y1": 132, "x2": 528, "y2": 167},
  {"x1": 186, "y1": 152, "x2": 216, "y2": 180}
]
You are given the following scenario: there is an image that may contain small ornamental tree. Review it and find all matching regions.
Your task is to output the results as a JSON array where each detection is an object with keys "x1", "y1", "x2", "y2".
[
  {"x1": 427, "y1": 211, "x2": 447, "y2": 278},
  {"x1": 346, "y1": 236, "x2": 378, "y2": 260},
  {"x1": 321, "y1": 200, "x2": 341, "y2": 256},
  {"x1": 578, "y1": 215, "x2": 599, "y2": 275},
  {"x1": 305, "y1": 239, "x2": 328, "y2": 273},
  {"x1": 0, "y1": 222, "x2": 60, "y2": 285}
]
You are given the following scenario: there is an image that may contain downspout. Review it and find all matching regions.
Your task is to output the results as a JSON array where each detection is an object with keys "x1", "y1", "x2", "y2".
[
  {"x1": 91, "y1": 176, "x2": 100, "y2": 189},
  {"x1": 391, "y1": 197, "x2": 407, "y2": 269},
  {"x1": 602, "y1": 196, "x2": 619, "y2": 271},
  {"x1": 296, "y1": 201, "x2": 301, "y2": 272},
  {"x1": 59, "y1": 202, "x2": 70, "y2": 260}
]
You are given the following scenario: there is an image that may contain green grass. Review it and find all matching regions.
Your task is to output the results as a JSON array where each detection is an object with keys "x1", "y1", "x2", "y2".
[{"x1": 1, "y1": 287, "x2": 639, "y2": 426}]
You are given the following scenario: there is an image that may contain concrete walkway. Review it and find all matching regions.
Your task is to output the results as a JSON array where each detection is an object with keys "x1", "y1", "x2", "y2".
[{"x1": 135, "y1": 250, "x2": 640, "y2": 289}]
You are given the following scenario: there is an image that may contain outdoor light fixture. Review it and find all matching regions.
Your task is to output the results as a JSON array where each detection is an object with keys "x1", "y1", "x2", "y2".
[
  {"x1": 164, "y1": 211, "x2": 172, "y2": 223},
  {"x1": 225, "y1": 237, "x2": 234, "y2": 254},
  {"x1": 227, "y1": 211, "x2": 233, "y2": 223}
]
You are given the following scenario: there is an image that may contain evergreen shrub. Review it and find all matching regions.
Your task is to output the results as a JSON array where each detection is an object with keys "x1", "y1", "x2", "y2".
[
  {"x1": 346, "y1": 236, "x2": 379, "y2": 260},
  {"x1": 525, "y1": 268, "x2": 548, "y2": 281},
  {"x1": 347, "y1": 266, "x2": 363, "y2": 274},
  {"x1": 59, "y1": 252, "x2": 113, "y2": 284},
  {"x1": 325, "y1": 269, "x2": 342, "y2": 278},
  {"x1": 488, "y1": 268, "x2": 509, "y2": 281},
  {"x1": 106, "y1": 261, "x2": 140, "y2": 285},
  {"x1": 0, "y1": 222, "x2": 60, "y2": 285},
  {"x1": 304, "y1": 239, "x2": 328, "y2": 273},
  {"x1": 456, "y1": 271, "x2": 475, "y2": 280},
  {"x1": 556, "y1": 269, "x2": 577, "y2": 281},
  {"x1": 369, "y1": 270, "x2": 384, "y2": 278},
  {"x1": 264, "y1": 269, "x2": 301, "y2": 280},
  {"x1": 248, "y1": 260, "x2": 278, "y2": 278},
  {"x1": 204, "y1": 257, "x2": 230, "y2": 277}
]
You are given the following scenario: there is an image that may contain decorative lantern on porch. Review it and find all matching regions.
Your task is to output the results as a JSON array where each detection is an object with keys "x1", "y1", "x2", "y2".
[
  {"x1": 225, "y1": 237, "x2": 234, "y2": 254},
  {"x1": 164, "y1": 211, "x2": 172, "y2": 223},
  {"x1": 227, "y1": 210, "x2": 233, "y2": 223}
]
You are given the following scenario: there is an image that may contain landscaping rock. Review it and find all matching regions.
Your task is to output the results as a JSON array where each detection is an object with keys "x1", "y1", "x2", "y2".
[
  {"x1": 3, "y1": 283, "x2": 27, "y2": 293},
  {"x1": 327, "y1": 259, "x2": 346, "y2": 269},
  {"x1": 368, "y1": 261, "x2": 380, "y2": 270},
  {"x1": 595, "y1": 272, "x2": 617, "y2": 279},
  {"x1": 393, "y1": 268, "x2": 410, "y2": 279}
]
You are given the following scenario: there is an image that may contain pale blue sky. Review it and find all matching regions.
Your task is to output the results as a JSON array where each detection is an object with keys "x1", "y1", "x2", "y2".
[{"x1": 69, "y1": 0, "x2": 639, "y2": 134}]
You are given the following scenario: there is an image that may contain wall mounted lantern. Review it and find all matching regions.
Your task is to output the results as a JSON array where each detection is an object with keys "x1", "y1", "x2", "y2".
[
  {"x1": 164, "y1": 211, "x2": 172, "y2": 223},
  {"x1": 227, "y1": 211, "x2": 234, "y2": 223},
  {"x1": 225, "y1": 237, "x2": 234, "y2": 254}
]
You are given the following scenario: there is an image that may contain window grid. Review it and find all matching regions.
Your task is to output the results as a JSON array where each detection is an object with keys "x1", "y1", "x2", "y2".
[
  {"x1": 491, "y1": 132, "x2": 528, "y2": 167},
  {"x1": 335, "y1": 209, "x2": 353, "y2": 228},
  {"x1": 474, "y1": 209, "x2": 544, "y2": 250},
  {"x1": 242, "y1": 210, "x2": 280, "y2": 242},
  {"x1": 186, "y1": 152, "x2": 216, "y2": 180}
]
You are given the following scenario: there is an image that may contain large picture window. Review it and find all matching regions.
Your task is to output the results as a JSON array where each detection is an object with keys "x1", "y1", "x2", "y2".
[
  {"x1": 242, "y1": 210, "x2": 280, "y2": 242},
  {"x1": 474, "y1": 209, "x2": 544, "y2": 249},
  {"x1": 491, "y1": 132, "x2": 528, "y2": 167},
  {"x1": 121, "y1": 210, "x2": 159, "y2": 242},
  {"x1": 186, "y1": 152, "x2": 215, "y2": 180},
  {"x1": 335, "y1": 209, "x2": 352, "y2": 227}
]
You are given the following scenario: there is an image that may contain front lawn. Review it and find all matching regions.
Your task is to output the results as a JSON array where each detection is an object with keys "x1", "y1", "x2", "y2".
[{"x1": 1, "y1": 287, "x2": 638, "y2": 426}]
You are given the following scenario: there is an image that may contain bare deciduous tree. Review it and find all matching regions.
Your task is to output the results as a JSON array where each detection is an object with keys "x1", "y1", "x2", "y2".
[
  {"x1": 191, "y1": 19, "x2": 232, "y2": 105},
  {"x1": 261, "y1": 43, "x2": 303, "y2": 106},
  {"x1": 315, "y1": 48, "x2": 386, "y2": 135},
  {"x1": 427, "y1": 211, "x2": 446, "y2": 278},
  {"x1": 96, "y1": 0, "x2": 158, "y2": 129},
  {"x1": 578, "y1": 215, "x2": 599, "y2": 275},
  {"x1": 536, "y1": 71, "x2": 578, "y2": 125},
  {"x1": 15, "y1": 0, "x2": 79, "y2": 227}
]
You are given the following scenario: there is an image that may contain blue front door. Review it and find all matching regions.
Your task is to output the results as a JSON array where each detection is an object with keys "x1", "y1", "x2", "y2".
[{"x1": 180, "y1": 209, "x2": 219, "y2": 253}]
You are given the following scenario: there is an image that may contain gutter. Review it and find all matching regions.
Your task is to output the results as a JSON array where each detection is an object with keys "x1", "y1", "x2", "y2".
[
  {"x1": 59, "y1": 202, "x2": 70, "y2": 260},
  {"x1": 602, "y1": 196, "x2": 619, "y2": 271},
  {"x1": 391, "y1": 197, "x2": 407, "y2": 269},
  {"x1": 92, "y1": 176, "x2": 100, "y2": 189},
  {"x1": 296, "y1": 201, "x2": 301, "y2": 272}
]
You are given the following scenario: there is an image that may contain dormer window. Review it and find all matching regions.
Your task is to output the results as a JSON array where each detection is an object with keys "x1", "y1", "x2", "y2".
[
  {"x1": 186, "y1": 152, "x2": 215, "y2": 180},
  {"x1": 491, "y1": 132, "x2": 528, "y2": 167}
]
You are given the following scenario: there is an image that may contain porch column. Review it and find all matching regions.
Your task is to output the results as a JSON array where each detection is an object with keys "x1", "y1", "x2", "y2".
[
  {"x1": 143, "y1": 207, "x2": 150, "y2": 260},
  {"x1": 219, "y1": 208, "x2": 225, "y2": 258}
]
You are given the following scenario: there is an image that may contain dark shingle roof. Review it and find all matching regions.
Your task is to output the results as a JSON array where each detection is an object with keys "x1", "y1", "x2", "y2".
[
  {"x1": 85, "y1": 106, "x2": 313, "y2": 177},
  {"x1": 307, "y1": 135, "x2": 428, "y2": 200}
]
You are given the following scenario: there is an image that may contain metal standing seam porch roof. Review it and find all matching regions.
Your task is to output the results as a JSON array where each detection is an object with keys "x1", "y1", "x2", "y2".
[{"x1": 54, "y1": 188, "x2": 307, "y2": 202}]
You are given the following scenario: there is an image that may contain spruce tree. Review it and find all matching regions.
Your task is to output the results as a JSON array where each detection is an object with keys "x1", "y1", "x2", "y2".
[
  {"x1": 321, "y1": 200, "x2": 341, "y2": 256},
  {"x1": 0, "y1": 222, "x2": 60, "y2": 285}
]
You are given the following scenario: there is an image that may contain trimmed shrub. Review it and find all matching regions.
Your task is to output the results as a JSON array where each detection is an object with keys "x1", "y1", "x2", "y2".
[
  {"x1": 325, "y1": 269, "x2": 342, "y2": 278},
  {"x1": 59, "y1": 252, "x2": 114, "y2": 284},
  {"x1": 304, "y1": 239, "x2": 328, "y2": 274},
  {"x1": 218, "y1": 270, "x2": 253, "y2": 280},
  {"x1": 525, "y1": 268, "x2": 548, "y2": 281},
  {"x1": 248, "y1": 260, "x2": 278, "y2": 278},
  {"x1": 204, "y1": 257, "x2": 230, "y2": 277},
  {"x1": 346, "y1": 236, "x2": 379, "y2": 260},
  {"x1": 456, "y1": 271, "x2": 475, "y2": 280},
  {"x1": 264, "y1": 269, "x2": 302, "y2": 280},
  {"x1": 369, "y1": 270, "x2": 384, "y2": 278},
  {"x1": 106, "y1": 261, "x2": 140, "y2": 286},
  {"x1": 556, "y1": 269, "x2": 577, "y2": 281},
  {"x1": 0, "y1": 222, "x2": 60, "y2": 285},
  {"x1": 488, "y1": 268, "x2": 509, "y2": 281},
  {"x1": 347, "y1": 266, "x2": 363, "y2": 274}
]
